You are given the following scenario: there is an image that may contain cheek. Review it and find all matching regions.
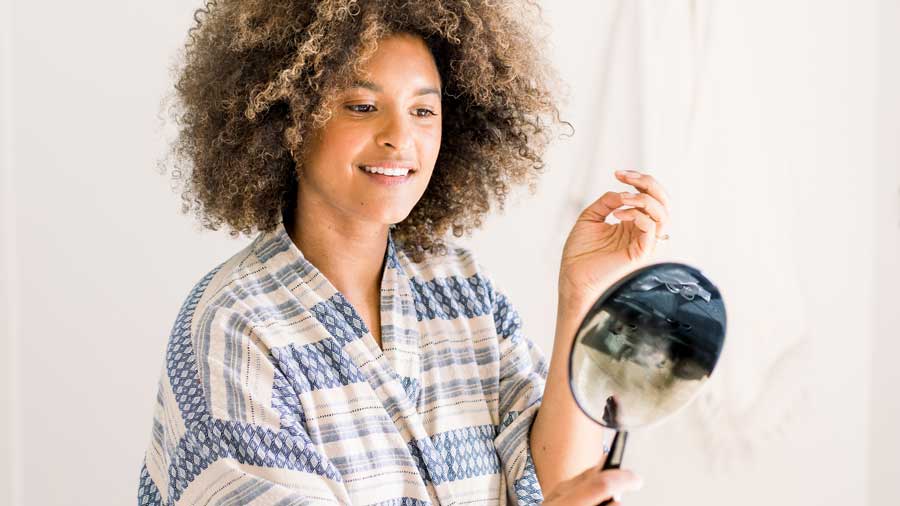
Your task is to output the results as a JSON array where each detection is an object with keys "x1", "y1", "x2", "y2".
[
  {"x1": 315, "y1": 128, "x2": 367, "y2": 164},
  {"x1": 421, "y1": 127, "x2": 442, "y2": 165},
  {"x1": 309, "y1": 115, "x2": 370, "y2": 152}
]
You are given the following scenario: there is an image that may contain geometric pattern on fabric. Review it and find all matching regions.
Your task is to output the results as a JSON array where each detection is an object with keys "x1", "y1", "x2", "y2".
[
  {"x1": 165, "y1": 420, "x2": 343, "y2": 503},
  {"x1": 203, "y1": 419, "x2": 342, "y2": 480},
  {"x1": 430, "y1": 425, "x2": 502, "y2": 482},
  {"x1": 270, "y1": 363, "x2": 307, "y2": 435},
  {"x1": 513, "y1": 451, "x2": 545, "y2": 506},
  {"x1": 404, "y1": 425, "x2": 502, "y2": 486},
  {"x1": 491, "y1": 292, "x2": 524, "y2": 345},
  {"x1": 407, "y1": 274, "x2": 493, "y2": 322},
  {"x1": 310, "y1": 292, "x2": 369, "y2": 347},
  {"x1": 166, "y1": 266, "x2": 222, "y2": 428},
  {"x1": 137, "y1": 462, "x2": 162, "y2": 506},
  {"x1": 271, "y1": 339, "x2": 367, "y2": 396}
]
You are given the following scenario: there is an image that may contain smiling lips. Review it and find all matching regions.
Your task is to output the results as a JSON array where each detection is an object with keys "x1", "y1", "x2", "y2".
[
  {"x1": 358, "y1": 162, "x2": 416, "y2": 185},
  {"x1": 358, "y1": 160, "x2": 417, "y2": 179},
  {"x1": 361, "y1": 166, "x2": 412, "y2": 176}
]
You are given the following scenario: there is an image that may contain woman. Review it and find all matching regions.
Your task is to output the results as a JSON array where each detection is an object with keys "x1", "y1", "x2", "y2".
[{"x1": 139, "y1": 1, "x2": 668, "y2": 504}]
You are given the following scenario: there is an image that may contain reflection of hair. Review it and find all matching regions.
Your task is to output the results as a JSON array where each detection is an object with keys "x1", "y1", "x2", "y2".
[{"x1": 162, "y1": 0, "x2": 570, "y2": 261}]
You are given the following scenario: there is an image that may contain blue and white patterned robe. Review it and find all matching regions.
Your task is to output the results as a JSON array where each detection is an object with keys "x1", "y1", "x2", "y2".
[{"x1": 138, "y1": 220, "x2": 548, "y2": 505}]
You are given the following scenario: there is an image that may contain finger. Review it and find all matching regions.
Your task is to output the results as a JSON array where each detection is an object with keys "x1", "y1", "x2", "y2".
[
  {"x1": 612, "y1": 208, "x2": 658, "y2": 253},
  {"x1": 619, "y1": 191, "x2": 669, "y2": 237},
  {"x1": 615, "y1": 170, "x2": 672, "y2": 210},
  {"x1": 580, "y1": 191, "x2": 629, "y2": 223},
  {"x1": 612, "y1": 208, "x2": 657, "y2": 236}
]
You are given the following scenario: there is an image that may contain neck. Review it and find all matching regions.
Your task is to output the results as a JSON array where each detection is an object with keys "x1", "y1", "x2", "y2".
[{"x1": 286, "y1": 192, "x2": 389, "y2": 302}]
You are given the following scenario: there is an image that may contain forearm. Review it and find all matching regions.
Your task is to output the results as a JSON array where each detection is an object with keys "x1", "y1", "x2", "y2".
[{"x1": 530, "y1": 294, "x2": 614, "y2": 494}]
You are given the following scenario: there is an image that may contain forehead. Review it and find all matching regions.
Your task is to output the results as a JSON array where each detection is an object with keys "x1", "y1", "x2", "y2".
[
  {"x1": 351, "y1": 34, "x2": 442, "y2": 90},
  {"x1": 348, "y1": 78, "x2": 440, "y2": 98}
]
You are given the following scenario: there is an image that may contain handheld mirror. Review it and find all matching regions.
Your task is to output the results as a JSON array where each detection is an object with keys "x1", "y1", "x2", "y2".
[{"x1": 567, "y1": 262, "x2": 727, "y2": 504}]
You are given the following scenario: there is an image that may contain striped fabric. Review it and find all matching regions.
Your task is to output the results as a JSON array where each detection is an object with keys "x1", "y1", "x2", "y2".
[{"x1": 138, "y1": 220, "x2": 549, "y2": 505}]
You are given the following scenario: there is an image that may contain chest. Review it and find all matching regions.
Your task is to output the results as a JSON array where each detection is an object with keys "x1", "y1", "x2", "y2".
[{"x1": 283, "y1": 313, "x2": 504, "y2": 505}]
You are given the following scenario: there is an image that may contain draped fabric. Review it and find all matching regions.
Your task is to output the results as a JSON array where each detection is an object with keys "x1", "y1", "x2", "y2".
[{"x1": 138, "y1": 220, "x2": 548, "y2": 505}]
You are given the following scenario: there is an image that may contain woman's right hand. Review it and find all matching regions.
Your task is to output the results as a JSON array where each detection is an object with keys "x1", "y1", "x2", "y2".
[{"x1": 541, "y1": 466, "x2": 644, "y2": 506}]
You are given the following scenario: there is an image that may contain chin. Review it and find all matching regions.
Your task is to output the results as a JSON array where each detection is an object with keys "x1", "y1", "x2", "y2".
[{"x1": 368, "y1": 206, "x2": 414, "y2": 228}]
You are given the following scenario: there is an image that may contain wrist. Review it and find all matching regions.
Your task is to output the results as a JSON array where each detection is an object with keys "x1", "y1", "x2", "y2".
[
  {"x1": 557, "y1": 291, "x2": 591, "y2": 315},
  {"x1": 555, "y1": 294, "x2": 595, "y2": 339}
]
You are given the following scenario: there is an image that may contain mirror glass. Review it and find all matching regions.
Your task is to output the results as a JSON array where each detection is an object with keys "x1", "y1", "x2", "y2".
[{"x1": 568, "y1": 262, "x2": 727, "y2": 430}]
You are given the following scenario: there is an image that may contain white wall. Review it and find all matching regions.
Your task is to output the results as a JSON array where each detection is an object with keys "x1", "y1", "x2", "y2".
[
  {"x1": 1, "y1": 1, "x2": 897, "y2": 505},
  {"x1": 870, "y1": 0, "x2": 900, "y2": 500},
  {"x1": 3, "y1": 1, "x2": 254, "y2": 504},
  {"x1": 1, "y1": 0, "x2": 21, "y2": 503}
]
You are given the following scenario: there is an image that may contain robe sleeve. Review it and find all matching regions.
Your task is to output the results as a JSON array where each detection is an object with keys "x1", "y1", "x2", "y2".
[
  {"x1": 490, "y1": 285, "x2": 550, "y2": 506},
  {"x1": 138, "y1": 304, "x2": 352, "y2": 506}
]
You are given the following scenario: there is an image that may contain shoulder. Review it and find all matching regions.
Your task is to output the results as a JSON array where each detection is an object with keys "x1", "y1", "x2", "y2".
[
  {"x1": 395, "y1": 239, "x2": 511, "y2": 323},
  {"x1": 429, "y1": 241, "x2": 522, "y2": 323},
  {"x1": 399, "y1": 239, "x2": 490, "y2": 283},
  {"x1": 162, "y1": 233, "x2": 293, "y2": 427},
  {"x1": 165, "y1": 232, "x2": 283, "y2": 363},
  {"x1": 173, "y1": 239, "x2": 262, "y2": 333}
]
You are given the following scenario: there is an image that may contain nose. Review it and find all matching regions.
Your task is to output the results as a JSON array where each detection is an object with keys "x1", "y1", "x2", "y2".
[{"x1": 375, "y1": 109, "x2": 414, "y2": 151}]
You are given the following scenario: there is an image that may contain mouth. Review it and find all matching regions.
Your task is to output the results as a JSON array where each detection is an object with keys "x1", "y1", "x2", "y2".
[
  {"x1": 357, "y1": 164, "x2": 416, "y2": 185},
  {"x1": 358, "y1": 165, "x2": 415, "y2": 176}
]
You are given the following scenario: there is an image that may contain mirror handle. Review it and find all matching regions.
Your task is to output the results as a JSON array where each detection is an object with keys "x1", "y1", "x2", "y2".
[{"x1": 597, "y1": 430, "x2": 628, "y2": 506}]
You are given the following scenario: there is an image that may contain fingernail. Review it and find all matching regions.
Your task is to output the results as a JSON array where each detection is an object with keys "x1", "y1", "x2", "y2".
[{"x1": 618, "y1": 170, "x2": 641, "y2": 178}]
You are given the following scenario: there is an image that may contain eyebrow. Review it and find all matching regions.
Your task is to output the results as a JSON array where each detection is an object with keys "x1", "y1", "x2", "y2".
[{"x1": 349, "y1": 79, "x2": 441, "y2": 97}]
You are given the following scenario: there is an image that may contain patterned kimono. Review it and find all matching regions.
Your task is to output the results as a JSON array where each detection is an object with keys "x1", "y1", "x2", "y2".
[{"x1": 137, "y1": 220, "x2": 548, "y2": 505}]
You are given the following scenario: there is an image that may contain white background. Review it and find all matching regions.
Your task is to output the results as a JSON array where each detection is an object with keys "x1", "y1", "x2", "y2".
[{"x1": 1, "y1": 1, "x2": 898, "y2": 504}]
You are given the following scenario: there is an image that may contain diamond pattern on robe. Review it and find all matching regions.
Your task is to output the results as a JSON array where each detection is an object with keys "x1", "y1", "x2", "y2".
[
  {"x1": 406, "y1": 436, "x2": 444, "y2": 485},
  {"x1": 408, "y1": 274, "x2": 492, "y2": 322},
  {"x1": 513, "y1": 451, "x2": 545, "y2": 506},
  {"x1": 271, "y1": 339, "x2": 366, "y2": 395},
  {"x1": 492, "y1": 292, "x2": 524, "y2": 344},
  {"x1": 160, "y1": 410, "x2": 345, "y2": 502},
  {"x1": 166, "y1": 267, "x2": 221, "y2": 427},
  {"x1": 202, "y1": 420, "x2": 342, "y2": 480},
  {"x1": 406, "y1": 425, "x2": 502, "y2": 486},
  {"x1": 137, "y1": 462, "x2": 162, "y2": 506},
  {"x1": 311, "y1": 293, "x2": 368, "y2": 347},
  {"x1": 166, "y1": 429, "x2": 213, "y2": 502},
  {"x1": 399, "y1": 376, "x2": 422, "y2": 408},
  {"x1": 432, "y1": 425, "x2": 501, "y2": 482},
  {"x1": 270, "y1": 363, "x2": 307, "y2": 436}
]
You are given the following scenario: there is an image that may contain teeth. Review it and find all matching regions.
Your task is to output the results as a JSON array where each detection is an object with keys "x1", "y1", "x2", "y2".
[{"x1": 361, "y1": 166, "x2": 410, "y2": 176}]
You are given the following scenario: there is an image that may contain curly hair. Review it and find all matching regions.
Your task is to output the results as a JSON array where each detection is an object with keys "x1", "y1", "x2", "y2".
[{"x1": 160, "y1": 0, "x2": 571, "y2": 262}]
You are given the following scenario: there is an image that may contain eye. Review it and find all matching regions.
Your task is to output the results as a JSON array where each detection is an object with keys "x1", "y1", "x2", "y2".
[
  {"x1": 415, "y1": 108, "x2": 437, "y2": 117},
  {"x1": 346, "y1": 104, "x2": 375, "y2": 113}
]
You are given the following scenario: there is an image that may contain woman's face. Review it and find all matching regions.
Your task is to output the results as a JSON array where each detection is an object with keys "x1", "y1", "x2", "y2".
[{"x1": 297, "y1": 33, "x2": 443, "y2": 227}]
